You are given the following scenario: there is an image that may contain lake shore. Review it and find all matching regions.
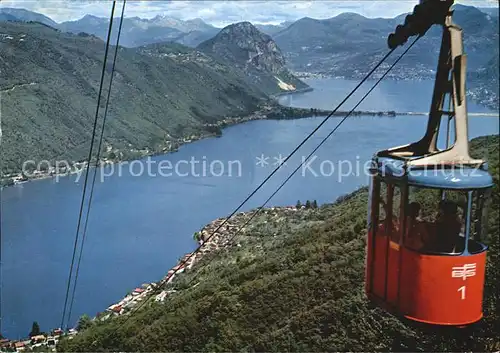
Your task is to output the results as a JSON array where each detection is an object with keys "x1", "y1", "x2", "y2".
[
  {"x1": 270, "y1": 87, "x2": 314, "y2": 98},
  {"x1": 3, "y1": 103, "x2": 495, "y2": 189},
  {"x1": 0, "y1": 203, "x2": 314, "y2": 346},
  {"x1": 74, "y1": 204, "x2": 315, "y2": 332},
  {"x1": 0, "y1": 104, "x2": 415, "y2": 189}
]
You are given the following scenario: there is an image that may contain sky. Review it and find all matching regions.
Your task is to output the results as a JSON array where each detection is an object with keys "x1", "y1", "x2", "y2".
[{"x1": 0, "y1": 0, "x2": 498, "y2": 26}]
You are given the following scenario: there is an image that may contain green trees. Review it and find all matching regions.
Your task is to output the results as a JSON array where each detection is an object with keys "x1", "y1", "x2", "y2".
[
  {"x1": 76, "y1": 314, "x2": 93, "y2": 332},
  {"x1": 206, "y1": 125, "x2": 223, "y2": 136},
  {"x1": 297, "y1": 200, "x2": 318, "y2": 209},
  {"x1": 29, "y1": 321, "x2": 41, "y2": 337}
]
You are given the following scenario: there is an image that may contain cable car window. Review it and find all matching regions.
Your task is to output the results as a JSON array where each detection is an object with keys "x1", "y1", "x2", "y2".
[
  {"x1": 367, "y1": 175, "x2": 376, "y2": 232},
  {"x1": 470, "y1": 189, "x2": 490, "y2": 241},
  {"x1": 391, "y1": 185, "x2": 402, "y2": 243},
  {"x1": 405, "y1": 187, "x2": 437, "y2": 251},
  {"x1": 408, "y1": 187, "x2": 440, "y2": 222},
  {"x1": 379, "y1": 180, "x2": 388, "y2": 226},
  {"x1": 468, "y1": 189, "x2": 491, "y2": 253},
  {"x1": 376, "y1": 180, "x2": 400, "y2": 240},
  {"x1": 407, "y1": 186, "x2": 470, "y2": 254}
]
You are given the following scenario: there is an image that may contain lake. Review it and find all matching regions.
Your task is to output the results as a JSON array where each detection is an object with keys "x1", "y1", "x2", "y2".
[{"x1": 1, "y1": 78, "x2": 498, "y2": 338}]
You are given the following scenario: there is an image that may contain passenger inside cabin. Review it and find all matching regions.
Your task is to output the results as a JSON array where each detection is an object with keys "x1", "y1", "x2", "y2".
[
  {"x1": 404, "y1": 202, "x2": 428, "y2": 250},
  {"x1": 378, "y1": 199, "x2": 398, "y2": 236},
  {"x1": 430, "y1": 200, "x2": 463, "y2": 253}
]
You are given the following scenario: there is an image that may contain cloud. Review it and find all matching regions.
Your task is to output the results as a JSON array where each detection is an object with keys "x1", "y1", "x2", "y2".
[{"x1": 0, "y1": 0, "x2": 498, "y2": 25}]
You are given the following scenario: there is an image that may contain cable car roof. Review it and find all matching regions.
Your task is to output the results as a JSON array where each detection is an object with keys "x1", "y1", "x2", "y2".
[{"x1": 375, "y1": 157, "x2": 494, "y2": 190}]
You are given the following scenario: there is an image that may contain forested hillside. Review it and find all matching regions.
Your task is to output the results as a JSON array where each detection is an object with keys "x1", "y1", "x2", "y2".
[
  {"x1": 0, "y1": 21, "x2": 268, "y2": 176},
  {"x1": 58, "y1": 134, "x2": 499, "y2": 352}
]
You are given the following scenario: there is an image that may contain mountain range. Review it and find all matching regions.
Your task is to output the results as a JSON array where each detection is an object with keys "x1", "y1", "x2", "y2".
[
  {"x1": 1, "y1": 4, "x2": 497, "y2": 77},
  {"x1": 255, "y1": 21, "x2": 295, "y2": 36},
  {"x1": 272, "y1": 4, "x2": 498, "y2": 77},
  {"x1": 57, "y1": 14, "x2": 221, "y2": 48},
  {"x1": 0, "y1": 7, "x2": 221, "y2": 47}
]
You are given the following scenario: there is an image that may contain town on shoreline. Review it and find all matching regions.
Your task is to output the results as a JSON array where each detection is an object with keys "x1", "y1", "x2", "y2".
[{"x1": 0, "y1": 103, "x2": 421, "y2": 189}]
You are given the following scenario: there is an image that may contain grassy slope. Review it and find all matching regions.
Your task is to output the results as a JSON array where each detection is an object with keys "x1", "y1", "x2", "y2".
[
  {"x1": 59, "y1": 134, "x2": 499, "y2": 352},
  {"x1": 0, "y1": 22, "x2": 267, "y2": 175}
]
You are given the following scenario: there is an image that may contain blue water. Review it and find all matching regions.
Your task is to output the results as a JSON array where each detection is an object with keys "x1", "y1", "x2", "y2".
[
  {"x1": 278, "y1": 78, "x2": 496, "y2": 114},
  {"x1": 1, "y1": 79, "x2": 498, "y2": 338}
]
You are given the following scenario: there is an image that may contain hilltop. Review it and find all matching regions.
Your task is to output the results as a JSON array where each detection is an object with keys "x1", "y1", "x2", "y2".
[
  {"x1": 57, "y1": 134, "x2": 499, "y2": 352},
  {"x1": 197, "y1": 21, "x2": 309, "y2": 96}
]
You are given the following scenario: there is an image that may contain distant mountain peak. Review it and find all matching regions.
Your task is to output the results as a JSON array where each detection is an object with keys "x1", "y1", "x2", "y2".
[
  {"x1": 219, "y1": 21, "x2": 269, "y2": 39},
  {"x1": 153, "y1": 14, "x2": 179, "y2": 21},
  {"x1": 294, "y1": 17, "x2": 321, "y2": 25},
  {"x1": 77, "y1": 14, "x2": 108, "y2": 25},
  {"x1": 209, "y1": 21, "x2": 272, "y2": 45},
  {"x1": 143, "y1": 15, "x2": 214, "y2": 33},
  {"x1": 81, "y1": 14, "x2": 101, "y2": 19},
  {"x1": 187, "y1": 18, "x2": 210, "y2": 26},
  {"x1": 197, "y1": 21, "x2": 309, "y2": 95},
  {"x1": 451, "y1": 3, "x2": 487, "y2": 14},
  {"x1": 224, "y1": 21, "x2": 257, "y2": 29},
  {"x1": 332, "y1": 12, "x2": 366, "y2": 20},
  {"x1": 452, "y1": 3, "x2": 479, "y2": 10}
]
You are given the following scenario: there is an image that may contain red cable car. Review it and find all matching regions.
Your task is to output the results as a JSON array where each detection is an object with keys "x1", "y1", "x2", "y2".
[{"x1": 365, "y1": 2, "x2": 494, "y2": 326}]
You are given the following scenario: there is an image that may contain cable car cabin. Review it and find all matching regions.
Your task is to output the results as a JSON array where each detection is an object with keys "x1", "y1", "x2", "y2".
[
  {"x1": 363, "y1": 0, "x2": 494, "y2": 326},
  {"x1": 365, "y1": 158, "x2": 493, "y2": 326}
]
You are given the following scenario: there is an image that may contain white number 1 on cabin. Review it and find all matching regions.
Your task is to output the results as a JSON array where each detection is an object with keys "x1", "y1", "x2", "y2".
[
  {"x1": 452, "y1": 263, "x2": 476, "y2": 300},
  {"x1": 458, "y1": 285, "x2": 466, "y2": 300}
]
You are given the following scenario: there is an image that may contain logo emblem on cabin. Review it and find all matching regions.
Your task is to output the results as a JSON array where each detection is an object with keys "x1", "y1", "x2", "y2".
[{"x1": 451, "y1": 263, "x2": 477, "y2": 280}]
